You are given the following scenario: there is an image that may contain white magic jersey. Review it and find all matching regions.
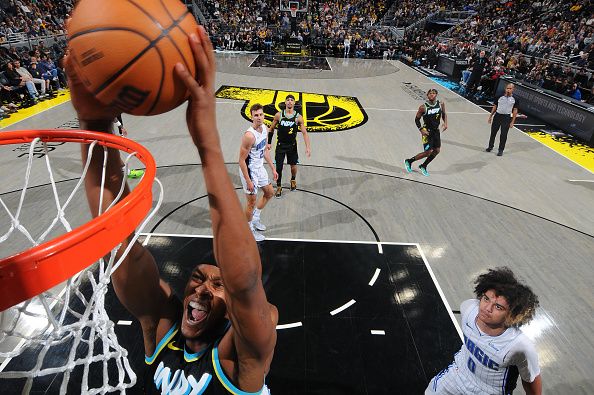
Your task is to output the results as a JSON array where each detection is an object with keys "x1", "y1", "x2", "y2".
[
  {"x1": 447, "y1": 299, "x2": 540, "y2": 394},
  {"x1": 245, "y1": 125, "x2": 268, "y2": 169}
]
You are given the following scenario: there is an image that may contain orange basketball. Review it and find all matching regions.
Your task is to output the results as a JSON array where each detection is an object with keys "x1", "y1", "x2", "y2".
[{"x1": 67, "y1": 0, "x2": 198, "y2": 116}]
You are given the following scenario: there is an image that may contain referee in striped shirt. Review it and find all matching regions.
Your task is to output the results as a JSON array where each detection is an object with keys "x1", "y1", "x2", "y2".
[{"x1": 486, "y1": 83, "x2": 519, "y2": 156}]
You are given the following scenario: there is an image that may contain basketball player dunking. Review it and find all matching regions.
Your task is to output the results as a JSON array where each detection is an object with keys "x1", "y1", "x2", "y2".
[
  {"x1": 426, "y1": 267, "x2": 542, "y2": 395},
  {"x1": 404, "y1": 88, "x2": 447, "y2": 177},
  {"x1": 267, "y1": 94, "x2": 311, "y2": 198},
  {"x1": 66, "y1": 27, "x2": 277, "y2": 394}
]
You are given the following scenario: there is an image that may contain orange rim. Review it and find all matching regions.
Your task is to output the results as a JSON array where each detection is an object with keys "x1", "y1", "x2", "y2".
[{"x1": 0, "y1": 130, "x2": 156, "y2": 311}]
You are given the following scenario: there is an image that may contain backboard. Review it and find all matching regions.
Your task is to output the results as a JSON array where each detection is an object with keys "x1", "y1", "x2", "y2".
[{"x1": 279, "y1": 0, "x2": 307, "y2": 13}]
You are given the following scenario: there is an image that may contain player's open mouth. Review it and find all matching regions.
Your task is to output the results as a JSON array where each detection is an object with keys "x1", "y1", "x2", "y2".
[{"x1": 186, "y1": 300, "x2": 208, "y2": 325}]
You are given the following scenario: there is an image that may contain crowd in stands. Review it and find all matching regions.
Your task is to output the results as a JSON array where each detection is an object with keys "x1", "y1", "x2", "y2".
[
  {"x1": 0, "y1": 0, "x2": 72, "y2": 42},
  {"x1": 203, "y1": 0, "x2": 395, "y2": 58},
  {"x1": 305, "y1": 0, "x2": 392, "y2": 57},
  {"x1": 403, "y1": 0, "x2": 594, "y2": 102},
  {"x1": 0, "y1": 0, "x2": 591, "y2": 115},
  {"x1": 199, "y1": 0, "x2": 594, "y2": 103},
  {"x1": 0, "y1": 40, "x2": 67, "y2": 117},
  {"x1": 0, "y1": 41, "x2": 67, "y2": 117},
  {"x1": 0, "y1": 0, "x2": 70, "y2": 117},
  {"x1": 383, "y1": 0, "x2": 455, "y2": 28}
]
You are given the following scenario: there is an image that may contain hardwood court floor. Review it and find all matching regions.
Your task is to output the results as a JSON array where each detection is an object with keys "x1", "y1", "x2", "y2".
[{"x1": 0, "y1": 54, "x2": 593, "y2": 393}]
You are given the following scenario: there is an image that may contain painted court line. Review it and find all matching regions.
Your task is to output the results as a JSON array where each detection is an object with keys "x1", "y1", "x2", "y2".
[
  {"x1": 247, "y1": 56, "x2": 258, "y2": 68},
  {"x1": 138, "y1": 232, "x2": 417, "y2": 246},
  {"x1": 368, "y1": 268, "x2": 381, "y2": 286},
  {"x1": 330, "y1": 299, "x2": 356, "y2": 316},
  {"x1": 0, "y1": 94, "x2": 72, "y2": 130},
  {"x1": 216, "y1": 101, "x2": 243, "y2": 105},
  {"x1": 416, "y1": 243, "x2": 463, "y2": 339},
  {"x1": 134, "y1": 234, "x2": 461, "y2": 337},
  {"x1": 276, "y1": 322, "x2": 303, "y2": 330},
  {"x1": 365, "y1": 107, "x2": 484, "y2": 115}
]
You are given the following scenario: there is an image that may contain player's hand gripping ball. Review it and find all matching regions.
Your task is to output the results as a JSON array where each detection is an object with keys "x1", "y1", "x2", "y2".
[{"x1": 67, "y1": 0, "x2": 199, "y2": 116}]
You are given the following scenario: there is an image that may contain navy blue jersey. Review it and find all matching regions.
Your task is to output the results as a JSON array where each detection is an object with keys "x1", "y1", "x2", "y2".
[
  {"x1": 422, "y1": 100, "x2": 442, "y2": 131},
  {"x1": 144, "y1": 322, "x2": 269, "y2": 394},
  {"x1": 277, "y1": 110, "x2": 300, "y2": 145}
]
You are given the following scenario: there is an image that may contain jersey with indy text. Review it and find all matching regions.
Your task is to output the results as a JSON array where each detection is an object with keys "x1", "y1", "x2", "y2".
[
  {"x1": 144, "y1": 322, "x2": 270, "y2": 395},
  {"x1": 276, "y1": 110, "x2": 300, "y2": 145},
  {"x1": 452, "y1": 299, "x2": 540, "y2": 394},
  {"x1": 422, "y1": 100, "x2": 442, "y2": 132},
  {"x1": 245, "y1": 124, "x2": 268, "y2": 169}
]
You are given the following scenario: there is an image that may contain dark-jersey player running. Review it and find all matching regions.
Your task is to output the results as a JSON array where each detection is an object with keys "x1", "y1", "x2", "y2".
[
  {"x1": 404, "y1": 88, "x2": 448, "y2": 176},
  {"x1": 267, "y1": 94, "x2": 311, "y2": 198}
]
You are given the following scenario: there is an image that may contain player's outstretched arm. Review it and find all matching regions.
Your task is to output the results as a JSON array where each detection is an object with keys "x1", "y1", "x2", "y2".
[
  {"x1": 264, "y1": 141, "x2": 278, "y2": 180},
  {"x1": 239, "y1": 132, "x2": 256, "y2": 192},
  {"x1": 522, "y1": 374, "x2": 542, "y2": 395},
  {"x1": 441, "y1": 101, "x2": 448, "y2": 131},
  {"x1": 66, "y1": 55, "x2": 178, "y2": 355},
  {"x1": 175, "y1": 26, "x2": 277, "y2": 378},
  {"x1": 267, "y1": 111, "x2": 280, "y2": 150},
  {"x1": 415, "y1": 105, "x2": 427, "y2": 135},
  {"x1": 297, "y1": 114, "x2": 311, "y2": 156}
]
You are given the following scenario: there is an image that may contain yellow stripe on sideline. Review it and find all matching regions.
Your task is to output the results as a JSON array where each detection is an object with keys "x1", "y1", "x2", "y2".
[
  {"x1": 0, "y1": 91, "x2": 71, "y2": 129},
  {"x1": 525, "y1": 130, "x2": 594, "y2": 173}
]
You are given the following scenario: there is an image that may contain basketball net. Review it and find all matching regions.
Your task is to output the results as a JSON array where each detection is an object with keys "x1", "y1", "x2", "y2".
[
  {"x1": 290, "y1": 5, "x2": 297, "y2": 18},
  {"x1": 0, "y1": 132, "x2": 163, "y2": 394}
]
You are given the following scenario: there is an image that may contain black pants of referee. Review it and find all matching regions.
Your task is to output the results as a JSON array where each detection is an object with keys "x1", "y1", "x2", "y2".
[{"x1": 488, "y1": 113, "x2": 511, "y2": 152}]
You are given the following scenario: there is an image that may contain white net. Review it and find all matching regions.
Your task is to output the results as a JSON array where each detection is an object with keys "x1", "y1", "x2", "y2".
[{"x1": 0, "y1": 136, "x2": 163, "y2": 394}]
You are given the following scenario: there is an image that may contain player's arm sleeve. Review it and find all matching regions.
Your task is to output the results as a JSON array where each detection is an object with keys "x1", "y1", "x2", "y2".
[{"x1": 512, "y1": 339, "x2": 541, "y2": 383}]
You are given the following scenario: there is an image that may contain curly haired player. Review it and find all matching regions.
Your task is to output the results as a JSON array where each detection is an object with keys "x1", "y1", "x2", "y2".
[{"x1": 426, "y1": 267, "x2": 541, "y2": 395}]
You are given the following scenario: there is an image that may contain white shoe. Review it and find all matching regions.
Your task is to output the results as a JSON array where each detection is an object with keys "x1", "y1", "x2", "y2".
[
  {"x1": 251, "y1": 219, "x2": 266, "y2": 231},
  {"x1": 250, "y1": 223, "x2": 265, "y2": 242}
]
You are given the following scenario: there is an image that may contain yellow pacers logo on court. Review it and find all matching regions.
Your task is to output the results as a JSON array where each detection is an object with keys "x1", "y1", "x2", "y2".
[{"x1": 215, "y1": 86, "x2": 368, "y2": 132}]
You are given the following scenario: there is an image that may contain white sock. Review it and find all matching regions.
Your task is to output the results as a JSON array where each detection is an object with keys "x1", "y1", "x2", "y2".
[{"x1": 252, "y1": 208, "x2": 261, "y2": 222}]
